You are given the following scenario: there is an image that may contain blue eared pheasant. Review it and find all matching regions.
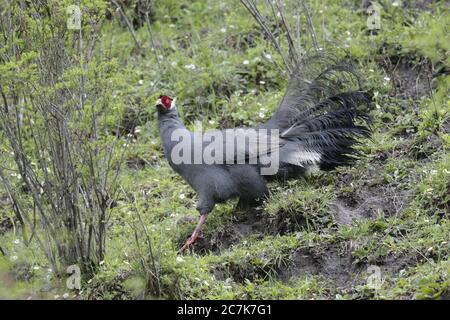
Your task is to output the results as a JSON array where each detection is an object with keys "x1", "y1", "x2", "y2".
[{"x1": 155, "y1": 54, "x2": 372, "y2": 253}]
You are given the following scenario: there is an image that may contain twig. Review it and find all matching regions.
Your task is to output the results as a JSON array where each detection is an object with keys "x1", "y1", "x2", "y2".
[
  {"x1": 301, "y1": 0, "x2": 320, "y2": 53},
  {"x1": 111, "y1": 0, "x2": 141, "y2": 50},
  {"x1": 240, "y1": 0, "x2": 292, "y2": 73},
  {"x1": 144, "y1": 0, "x2": 162, "y2": 72}
]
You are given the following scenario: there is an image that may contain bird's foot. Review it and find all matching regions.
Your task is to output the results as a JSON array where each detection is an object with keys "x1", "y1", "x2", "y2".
[
  {"x1": 179, "y1": 232, "x2": 201, "y2": 254},
  {"x1": 178, "y1": 213, "x2": 208, "y2": 254}
]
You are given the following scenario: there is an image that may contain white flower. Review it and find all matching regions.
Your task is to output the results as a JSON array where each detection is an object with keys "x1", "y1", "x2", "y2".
[
  {"x1": 176, "y1": 256, "x2": 184, "y2": 263},
  {"x1": 179, "y1": 194, "x2": 186, "y2": 200},
  {"x1": 259, "y1": 112, "x2": 265, "y2": 118},
  {"x1": 171, "y1": 61, "x2": 177, "y2": 67},
  {"x1": 237, "y1": 101, "x2": 243, "y2": 107},
  {"x1": 264, "y1": 54, "x2": 272, "y2": 60},
  {"x1": 220, "y1": 27, "x2": 227, "y2": 33},
  {"x1": 384, "y1": 76, "x2": 391, "y2": 82},
  {"x1": 13, "y1": 239, "x2": 20, "y2": 244},
  {"x1": 10, "y1": 255, "x2": 18, "y2": 261},
  {"x1": 208, "y1": 120, "x2": 216, "y2": 125},
  {"x1": 138, "y1": 79, "x2": 143, "y2": 85},
  {"x1": 242, "y1": 60, "x2": 249, "y2": 65},
  {"x1": 259, "y1": 80, "x2": 266, "y2": 84},
  {"x1": 184, "y1": 64, "x2": 196, "y2": 70}
]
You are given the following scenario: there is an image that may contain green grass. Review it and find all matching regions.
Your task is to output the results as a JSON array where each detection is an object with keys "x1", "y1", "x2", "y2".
[{"x1": 0, "y1": 0, "x2": 449, "y2": 299}]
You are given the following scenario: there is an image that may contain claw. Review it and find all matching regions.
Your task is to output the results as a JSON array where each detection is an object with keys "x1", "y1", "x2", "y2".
[
  {"x1": 179, "y1": 234, "x2": 198, "y2": 254},
  {"x1": 178, "y1": 213, "x2": 208, "y2": 254}
]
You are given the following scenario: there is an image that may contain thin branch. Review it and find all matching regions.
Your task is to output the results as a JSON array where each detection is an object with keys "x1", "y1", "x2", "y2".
[
  {"x1": 301, "y1": 0, "x2": 320, "y2": 53},
  {"x1": 111, "y1": 0, "x2": 141, "y2": 50}
]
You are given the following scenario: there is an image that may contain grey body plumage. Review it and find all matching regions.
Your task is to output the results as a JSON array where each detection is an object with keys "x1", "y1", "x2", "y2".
[{"x1": 156, "y1": 54, "x2": 372, "y2": 223}]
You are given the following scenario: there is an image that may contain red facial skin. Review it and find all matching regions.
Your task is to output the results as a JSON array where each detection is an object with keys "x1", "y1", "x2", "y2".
[{"x1": 161, "y1": 95, "x2": 172, "y2": 109}]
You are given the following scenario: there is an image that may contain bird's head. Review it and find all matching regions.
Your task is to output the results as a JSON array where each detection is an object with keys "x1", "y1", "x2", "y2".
[{"x1": 156, "y1": 95, "x2": 176, "y2": 114}]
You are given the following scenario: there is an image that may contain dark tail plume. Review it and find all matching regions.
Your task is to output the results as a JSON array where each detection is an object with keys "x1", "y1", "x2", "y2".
[{"x1": 266, "y1": 53, "x2": 373, "y2": 172}]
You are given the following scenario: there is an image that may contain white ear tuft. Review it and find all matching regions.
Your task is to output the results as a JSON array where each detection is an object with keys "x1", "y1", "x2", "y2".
[{"x1": 171, "y1": 97, "x2": 177, "y2": 109}]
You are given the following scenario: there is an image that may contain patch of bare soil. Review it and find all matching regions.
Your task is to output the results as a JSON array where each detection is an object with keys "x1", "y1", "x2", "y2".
[
  {"x1": 332, "y1": 186, "x2": 411, "y2": 224},
  {"x1": 280, "y1": 244, "x2": 362, "y2": 288},
  {"x1": 194, "y1": 209, "x2": 273, "y2": 254},
  {"x1": 279, "y1": 245, "x2": 422, "y2": 296},
  {"x1": 334, "y1": 158, "x2": 414, "y2": 222},
  {"x1": 380, "y1": 55, "x2": 433, "y2": 100}
]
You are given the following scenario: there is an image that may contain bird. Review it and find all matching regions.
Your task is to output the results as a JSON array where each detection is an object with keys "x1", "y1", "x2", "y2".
[{"x1": 155, "y1": 54, "x2": 372, "y2": 253}]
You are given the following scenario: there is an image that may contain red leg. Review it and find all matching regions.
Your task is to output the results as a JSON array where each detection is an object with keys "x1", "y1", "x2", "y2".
[{"x1": 179, "y1": 214, "x2": 208, "y2": 254}]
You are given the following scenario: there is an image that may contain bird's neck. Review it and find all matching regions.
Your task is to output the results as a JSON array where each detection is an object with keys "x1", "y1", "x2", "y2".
[{"x1": 157, "y1": 109, "x2": 186, "y2": 151}]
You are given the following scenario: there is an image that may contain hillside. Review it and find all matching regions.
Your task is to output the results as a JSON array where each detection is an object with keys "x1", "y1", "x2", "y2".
[{"x1": 0, "y1": 0, "x2": 448, "y2": 300}]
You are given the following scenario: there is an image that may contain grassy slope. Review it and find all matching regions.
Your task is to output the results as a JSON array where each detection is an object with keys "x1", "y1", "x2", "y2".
[{"x1": 1, "y1": 0, "x2": 449, "y2": 299}]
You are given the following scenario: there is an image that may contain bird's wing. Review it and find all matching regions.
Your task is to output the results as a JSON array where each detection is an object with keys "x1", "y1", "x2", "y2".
[{"x1": 201, "y1": 128, "x2": 283, "y2": 164}]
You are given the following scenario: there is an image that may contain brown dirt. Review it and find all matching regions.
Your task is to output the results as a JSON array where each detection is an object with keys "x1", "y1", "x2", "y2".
[{"x1": 380, "y1": 55, "x2": 433, "y2": 100}]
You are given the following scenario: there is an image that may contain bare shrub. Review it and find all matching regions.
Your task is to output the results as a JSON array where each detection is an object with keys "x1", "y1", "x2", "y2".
[
  {"x1": 240, "y1": 0, "x2": 321, "y2": 73},
  {"x1": 0, "y1": 1, "x2": 127, "y2": 275}
]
